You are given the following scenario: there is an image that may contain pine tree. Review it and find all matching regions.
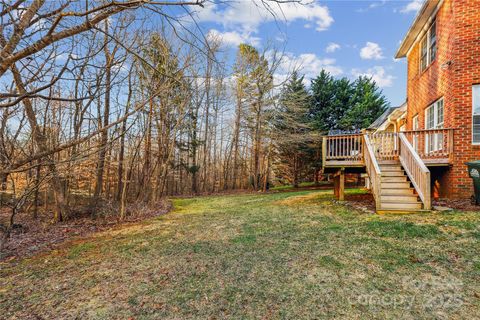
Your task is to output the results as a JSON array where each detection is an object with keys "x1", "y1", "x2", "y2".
[
  {"x1": 340, "y1": 76, "x2": 389, "y2": 130},
  {"x1": 273, "y1": 72, "x2": 313, "y2": 187},
  {"x1": 309, "y1": 70, "x2": 335, "y2": 132},
  {"x1": 330, "y1": 77, "x2": 354, "y2": 131}
]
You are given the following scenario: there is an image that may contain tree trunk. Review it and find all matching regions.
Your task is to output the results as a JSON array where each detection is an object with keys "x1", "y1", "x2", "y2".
[
  {"x1": 232, "y1": 97, "x2": 241, "y2": 189},
  {"x1": 11, "y1": 65, "x2": 67, "y2": 222},
  {"x1": 116, "y1": 71, "x2": 132, "y2": 201}
]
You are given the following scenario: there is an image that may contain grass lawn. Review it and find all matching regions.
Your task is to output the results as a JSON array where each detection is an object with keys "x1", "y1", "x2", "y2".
[{"x1": 1, "y1": 189, "x2": 479, "y2": 319}]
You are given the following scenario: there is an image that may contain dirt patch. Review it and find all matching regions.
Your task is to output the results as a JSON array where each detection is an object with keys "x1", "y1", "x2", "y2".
[
  {"x1": 340, "y1": 192, "x2": 376, "y2": 214},
  {"x1": 343, "y1": 194, "x2": 480, "y2": 213},
  {"x1": 433, "y1": 198, "x2": 480, "y2": 211},
  {"x1": 0, "y1": 200, "x2": 172, "y2": 262}
]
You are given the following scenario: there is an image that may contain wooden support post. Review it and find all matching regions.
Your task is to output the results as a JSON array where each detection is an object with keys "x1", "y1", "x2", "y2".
[
  {"x1": 333, "y1": 168, "x2": 345, "y2": 201},
  {"x1": 334, "y1": 174, "x2": 339, "y2": 197},
  {"x1": 339, "y1": 168, "x2": 345, "y2": 201}
]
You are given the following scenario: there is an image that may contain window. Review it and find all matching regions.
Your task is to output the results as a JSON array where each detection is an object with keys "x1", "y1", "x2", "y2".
[
  {"x1": 473, "y1": 85, "x2": 480, "y2": 144},
  {"x1": 425, "y1": 98, "x2": 444, "y2": 152},
  {"x1": 420, "y1": 37, "x2": 428, "y2": 71},
  {"x1": 429, "y1": 20, "x2": 437, "y2": 63},
  {"x1": 420, "y1": 19, "x2": 437, "y2": 72},
  {"x1": 413, "y1": 115, "x2": 419, "y2": 151}
]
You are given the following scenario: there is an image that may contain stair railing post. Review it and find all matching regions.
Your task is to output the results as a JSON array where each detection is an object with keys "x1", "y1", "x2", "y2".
[
  {"x1": 322, "y1": 136, "x2": 327, "y2": 168},
  {"x1": 425, "y1": 171, "x2": 432, "y2": 210}
]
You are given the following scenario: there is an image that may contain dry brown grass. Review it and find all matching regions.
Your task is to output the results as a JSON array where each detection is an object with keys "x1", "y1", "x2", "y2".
[{"x1": 0, "y1": 189, "x2": 479, "y2": 319}]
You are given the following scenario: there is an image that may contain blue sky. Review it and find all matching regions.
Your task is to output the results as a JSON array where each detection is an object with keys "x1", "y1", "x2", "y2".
[{"x1": 191, "y1": 0, "x2": 424, "y2": 107}]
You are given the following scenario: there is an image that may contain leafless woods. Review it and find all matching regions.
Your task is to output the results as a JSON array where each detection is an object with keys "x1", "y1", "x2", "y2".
[{"x1": 0, "y1": 0, "x2": 313, "y2": 250}]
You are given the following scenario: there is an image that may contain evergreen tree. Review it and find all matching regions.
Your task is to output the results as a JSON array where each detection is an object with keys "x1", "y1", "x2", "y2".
[
  {"x1": 330, "y1": 77, "x2": 354, "y2": 131},
  {"x1": 340, "y1": 76, "x2": 389, "y2": 130},
  {"x1": 273, "y1": 72, "x2": 313, "y2": 187},
  {"x1": 309, "y1": 71, "x2": 389, "y2": 132},
  {"x1": 309, "y1": 70, "x2": 335, "y2": 132}
]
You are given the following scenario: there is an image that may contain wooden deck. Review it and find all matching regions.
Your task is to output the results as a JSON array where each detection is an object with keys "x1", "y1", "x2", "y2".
[
  {"x1": 323, "y1": 160, "x2": 365, "y2": 167},
  {"x1": 322, "y1": 129, "x2": 455, "y2": 213},
  {"x1": 323, "y1": 129, "x2": 454, "y2": 169}
]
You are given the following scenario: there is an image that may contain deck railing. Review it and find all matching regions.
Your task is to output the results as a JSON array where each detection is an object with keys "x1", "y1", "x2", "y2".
[
  {"x1": 402, "y1": 129, "x2": 454, "y2": 163},
  {"x1": 368, "y1": 132, "x2": 400, "y2": 161},
  {"x1": 399, "y1": 133, "x2": 431, "y2": 210},
  {"x1": 323, "y1": 131, "x2": 440, "y2": 211},
  {"x1": 363, "y1": 134, "x2": 382, "y2": 210},
  {"x1": 322, "y1": 134, "x2": 363, "y2": 163},
  {"x1": 323, "y1": 129, "x2": 454, "y2": 166}
]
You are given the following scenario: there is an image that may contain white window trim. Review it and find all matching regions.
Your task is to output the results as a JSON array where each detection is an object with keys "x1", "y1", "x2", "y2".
[
  {"x1": 419, "y1": 20, "x2": 436, "y2": 73},
  {"x1": 425, "y1": 98, "x2": 444, "y2": 153},
  {"x1": 473, "y1": 84, "x2": 480, "y2": 145},
  {"x1": 413, "y1": 115, "x2": 419, "y2": 130}
]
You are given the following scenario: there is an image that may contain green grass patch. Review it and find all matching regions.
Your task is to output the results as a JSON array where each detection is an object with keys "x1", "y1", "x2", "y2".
[
  {"x1": 437, "y1": 220, "x2": 477, "y2": 230},
  {"x1": 67, "y1": 242, "x2": 96, "y2": 259},
  {"x1": 318, "y1": 256, "x2": 344, "y2": 269},
  {"x1": 363, "y1": 220, "x2": 441, "y2": 239}
]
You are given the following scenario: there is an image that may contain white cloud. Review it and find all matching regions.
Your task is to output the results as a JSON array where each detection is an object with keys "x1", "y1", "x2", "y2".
[
  {"x1": 325, "y1": 42, "x2": 341, "y2": 53},
  {"x1": 207, "y1": 29, "x2": 260, "y2": 47},
  {"x1": 356, "y1": 0, "x2": 387, "y2": 13},
  {"x1": 399, "y1": 0, "x2": 423, "y2": 14},
  {"x1": 269, "y1": 51, "x2": 342, "y2": 86},
  {"x1": 360, "y1": 42, "x2": 384, "y2": 60},
  {"x1": 351, "y1": 66, "x2": 394, "y2": 87},
  {"x1": 196, "y1": 1, "x2": 333, "y2": 34}
]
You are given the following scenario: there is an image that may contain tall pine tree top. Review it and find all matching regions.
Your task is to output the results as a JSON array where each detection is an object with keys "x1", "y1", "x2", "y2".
[{"x1": 309, "y1": 70, "x2": 389, "y2": 133}]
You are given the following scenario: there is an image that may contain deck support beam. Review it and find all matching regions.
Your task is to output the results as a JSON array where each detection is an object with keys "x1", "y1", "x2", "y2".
[{"x1": 333, "y1": 168, "x2": 345, "y2": 201}]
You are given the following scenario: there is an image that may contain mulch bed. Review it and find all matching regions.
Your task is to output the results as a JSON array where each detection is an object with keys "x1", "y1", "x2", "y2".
[
  {"x1": 344, "y1": 193, "x2": 480, "y2": 213},
  {"x1": 0, "y1": 200, "x2": 171, "y2": 263},
  {"x1": 342, "y1": 192, "x2": 376, "y2": 213},
  {"x1": 433, "y1": 198, "x2": 480, "y2": 211}
]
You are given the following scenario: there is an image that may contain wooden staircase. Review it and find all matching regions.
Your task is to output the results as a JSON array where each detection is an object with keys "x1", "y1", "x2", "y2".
[
  {"x1": 323, "y1": 130, "x2": 454, "y2": 213},
  {"x1": 363, "y1": 133, "x2": 431, "y2": 213},
  {"x1": 378, "y1": 162, "x2": 423, "y2": 212}
]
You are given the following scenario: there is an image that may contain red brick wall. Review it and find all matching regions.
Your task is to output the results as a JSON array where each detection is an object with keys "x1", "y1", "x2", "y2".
[{"x1": 405, "y1": 0, "x2": 480, "y2": 198}]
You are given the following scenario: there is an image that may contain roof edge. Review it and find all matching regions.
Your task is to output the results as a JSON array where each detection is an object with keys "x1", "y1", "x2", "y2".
[{"x1": 395, "y1": 0, "x2": 441, "y2": 59}]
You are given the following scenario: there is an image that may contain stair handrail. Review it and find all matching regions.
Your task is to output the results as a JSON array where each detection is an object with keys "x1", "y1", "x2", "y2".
[
  {"x1": 363, "y1": 134, "x2": 382, "y2": 210},
  {"x1": 398, "y1": 133, "x2": 431, "y2": 210}
]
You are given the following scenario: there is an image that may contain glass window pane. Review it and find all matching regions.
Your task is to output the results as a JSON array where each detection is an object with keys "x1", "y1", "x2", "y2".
[
  {"x1": 437, "y1": 99, "x2": 444, "y2": 127},
  {"x1": 429, "y1": 44, "x2": 437, "y2": 63},
  {"x1": 421, "y1": 36, "x2": 428, "y2": 55},
  {"x1": 474, "y1": 85, "x2": 480, "y2": 115},
  {"x1": 420, "y1": 36, "x2": 428, "y2": 71},
  {"x1": 426, "y1": 106, "x2": 435, "y2": 129},
  {"x1": 473, "y1": 115, "x2": 480, "y2": 143},
  {"x1": 429, "y1": 21, "x2": 437, "y2": 63}
]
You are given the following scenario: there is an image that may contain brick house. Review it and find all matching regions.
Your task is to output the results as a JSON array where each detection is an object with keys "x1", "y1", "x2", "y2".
[
  {"x1": 322, "y1": 0, "x2": 480, "y2": 212},
  {"x1": 396, "y1": 0, "x2": 480, "y2": 199}
]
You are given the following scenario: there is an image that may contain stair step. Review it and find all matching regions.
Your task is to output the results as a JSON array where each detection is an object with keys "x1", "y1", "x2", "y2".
[
  {"x1": 379, "y1": 162, "x2": 401, "y2": 167},
  {"x1": 378, "y1": 160, "x2": 400, "y2": 165},
  {"x1": 381, "y1": 195, "x2": 419, "y2": 202},
  {"x1": 380, "y1": 201, "x2": 422, "y2": 210},
  {"x1": 381, "y1": 176, "x2": 407, "y2": 183},
  {"x1": 380, "y1": 166, "x2": 403, "y2": 172},
  {"x1": 382, "y1": 188, "x2": 415, "y2": 195},
  {"x1": 382, "y1": 181, "x2": 411, "y2": 189},
  {"x1": 382, "y1": 171, "x2": 406, "y2": 177},
  {"x1": 377, "y1": 209, "x2": 429, "y2": 214}
]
